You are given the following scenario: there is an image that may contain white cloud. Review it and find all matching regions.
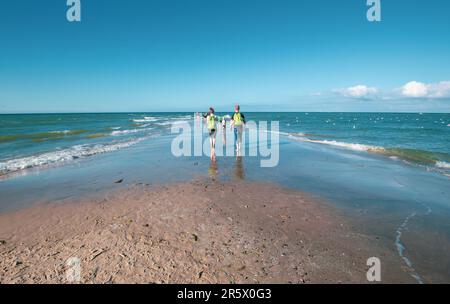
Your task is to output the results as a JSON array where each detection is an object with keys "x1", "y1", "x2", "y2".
[
  {"x1": 338, "y1": 85, "x2": 378, "y2": 99},
  {"x1": 400, "y1": 81, "x2": 450, "y2": 98},
  {"x1": 320, "y1": 81, "x2": 450, "y2": 102},
  {"x1": 401, "y1": 81, "x2": 428, "y2": 98}
]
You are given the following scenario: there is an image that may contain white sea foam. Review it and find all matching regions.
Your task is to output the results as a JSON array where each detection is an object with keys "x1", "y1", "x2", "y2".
[
  {"x1": 0, "y1": 138, "x2": 147, "y2": 176},
  {"x1": 112, "y1": 129, "x2": 139, "y2": 136},
  {"x1": 133, "y1": 116, "x2": 159, "y2": 123},
  {"x1": 112, "y1": 127, "x2": 154, "y2": 136},
  {"x1": 435, "y1": 161, "x2": 450, "y2": 169},
  {"x1": 297, "y1": 138, "x2": 382, "y2": 152},
  {"x1": 49, "y1": 130, "x2": 71, "y2": 134},
  {"x1": 267, "y1": 130, "x2": 382, "y2": 153},
  {"x1": 133, "y1": 116, "x2": 190, "y2": 124},
  {"x1": 169, "y1": 115, "x2": 192, "y2": 120},
  {"x1": 155, "y1": 120, "x2": 189, "y2": 126},
  {"x1": 290, "y1": 135, "x2": 450, "y2": 177}
]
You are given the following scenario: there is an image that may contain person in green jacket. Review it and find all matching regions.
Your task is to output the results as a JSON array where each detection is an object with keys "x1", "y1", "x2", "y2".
[
  {"x1": 203, "y1": 107, "x2": 220, "y2": 152},
  {"x1": 230, "y1": 104, "x2": 246, "y2": 152}
]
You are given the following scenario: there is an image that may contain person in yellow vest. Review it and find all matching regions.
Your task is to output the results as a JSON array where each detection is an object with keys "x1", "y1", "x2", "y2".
[
  {"x1": 202, "y1": 107, "x2": 220, "y2": 151},
  {"x1": 230, "y1": 104, "x2": 246, "y2": 152}
]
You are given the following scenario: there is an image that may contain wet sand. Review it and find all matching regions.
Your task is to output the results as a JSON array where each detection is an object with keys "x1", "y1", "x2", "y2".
[{"x1": 0, "y1": 180, "x2": 413, "y2": 284}]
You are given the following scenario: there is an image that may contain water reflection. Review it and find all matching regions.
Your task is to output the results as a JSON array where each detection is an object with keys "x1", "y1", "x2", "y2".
[
  {"x1": 207, "y1": 151, "x2": 245, "y2": 181},
  {"x1": 208, "y1": 157, "x2": 218, "y2": 181},
  {"x1": 234, "y1": 153, "x2": 245, "y2": 180}
]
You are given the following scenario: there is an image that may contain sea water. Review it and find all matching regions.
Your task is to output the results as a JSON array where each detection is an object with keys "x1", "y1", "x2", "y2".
[{"x1": 1, "y1": 112, "x2": 449, "y2": 178}]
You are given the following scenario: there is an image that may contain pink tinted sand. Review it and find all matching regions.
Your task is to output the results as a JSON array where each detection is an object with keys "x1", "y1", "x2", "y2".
[{"x1": 0, "y1": 181, "x2": 413, "y2": 283}]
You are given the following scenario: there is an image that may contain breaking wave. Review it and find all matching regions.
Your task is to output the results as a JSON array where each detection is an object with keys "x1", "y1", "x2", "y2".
[
  {"x1": 0, "y1": 138, "x2": 147, "y2": 177},
  {"x1": 287, "y1": 133, "x2": 450, "y2": 175}
]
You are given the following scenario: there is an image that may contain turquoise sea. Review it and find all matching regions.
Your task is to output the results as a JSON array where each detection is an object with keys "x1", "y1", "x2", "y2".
[{"x1": 1, "y1": 112, "x2": 449, "y2": 178}]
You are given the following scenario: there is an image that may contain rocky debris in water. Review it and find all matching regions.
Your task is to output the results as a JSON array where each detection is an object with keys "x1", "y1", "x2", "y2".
[{"x1": 114, "y1": 179, "x2": 124, "y2": 184}]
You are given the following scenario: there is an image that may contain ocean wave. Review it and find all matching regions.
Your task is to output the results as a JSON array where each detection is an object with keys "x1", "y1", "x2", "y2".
[
  {"x1": 0, "y1": 138, "x2": 147, "y2": 176},
  {"x1": 132, "y1": 116, "x2": 159, "y2": 123},
  {"x1": 132, "y1": 115, "x2": 191, "y2": 124},
  {"x1": 287, "y1": 132, "x2": 450, "y2": 173},
  {"x1": 111, "y1": 127, "x2": 153, "y2": 136},
  {"x1": 0, "y1": 129, "x2": 89, "y2": 143},
  {"x1": 49, "y1": 130, "x2": 71, "y2": 134},
  {"x1": 290, "y1": 132, "x2": 333, "y2": 138},
  {"x1": 377, "y1": 148, "x2": 450, "y2": 166},
  {"x1": 0, "y1": 135, "x2": 21, "y2": 143},
  {"x1": 436, "y1": 161, "x2": 450, "y2": 169},
  {"x1": 112, "y1": 129, "x2": 140, "y2": 136},
  {"x1": 86, "y1": 133, "x2": 106, "y2": 139},
  {"x1": 288, "y1": 133, "x2": 382, "y2": 152},
  {"x1": 155, "y1": 120, "x2": 189, "y2": 126},
  {"x1": 170, "y1": 115, "x2": 192, "y2": 120},
  {"x1": 301, "y1": 139, "x2": 381, "y2": 152}
]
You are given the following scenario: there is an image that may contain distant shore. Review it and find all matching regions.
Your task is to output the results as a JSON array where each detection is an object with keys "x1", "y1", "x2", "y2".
[{"x1": 0, "y1": 180, "x2": 413, "y2": 283}]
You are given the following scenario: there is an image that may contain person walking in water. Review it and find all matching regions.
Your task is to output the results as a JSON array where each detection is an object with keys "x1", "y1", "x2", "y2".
[
  {"x1": 203, "y1": 107, "x2": 219, "y2": 159},
  {"x1": 230, "y1": 104, "x2": 246, "y2": 152}
]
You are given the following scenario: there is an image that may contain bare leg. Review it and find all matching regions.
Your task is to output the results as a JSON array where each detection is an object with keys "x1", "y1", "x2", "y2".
[
  {"x1": 236, "y1": 126, "x2": 242, "y2": 152},
  {"x1": 210, "y1": 147, "x2": 216, "y2": 161}
]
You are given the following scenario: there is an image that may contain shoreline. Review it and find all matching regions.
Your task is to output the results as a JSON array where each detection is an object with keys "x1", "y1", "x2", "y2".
[{"x1": 0, "y1": 180, "x2": 413, "y2": 283}]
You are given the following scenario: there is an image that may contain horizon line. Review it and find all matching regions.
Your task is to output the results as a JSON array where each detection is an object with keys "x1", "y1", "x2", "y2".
[{"x1": 1, "y1": 111, "x2": 449, "y2": 115}]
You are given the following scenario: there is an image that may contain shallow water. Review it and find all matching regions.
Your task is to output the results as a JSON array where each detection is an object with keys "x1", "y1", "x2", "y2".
[{"x1": 1, "y1": 112, "x2": 449, "y2": 177}]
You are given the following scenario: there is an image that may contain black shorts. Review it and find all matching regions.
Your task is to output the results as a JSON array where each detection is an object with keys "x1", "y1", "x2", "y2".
[{"x1": 209, "y1": 129, "x2": 216, "y2": 136}]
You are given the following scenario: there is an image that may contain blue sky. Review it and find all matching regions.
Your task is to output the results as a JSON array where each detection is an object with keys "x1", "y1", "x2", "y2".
[{"x1": 1, "y1": 0, "x2": 449, "y2": 113}]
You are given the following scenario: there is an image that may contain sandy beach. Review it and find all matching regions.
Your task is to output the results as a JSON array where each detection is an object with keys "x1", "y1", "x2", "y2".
[{"x1": 0, "y1": 180, "x2": 413, "y2": 284}]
